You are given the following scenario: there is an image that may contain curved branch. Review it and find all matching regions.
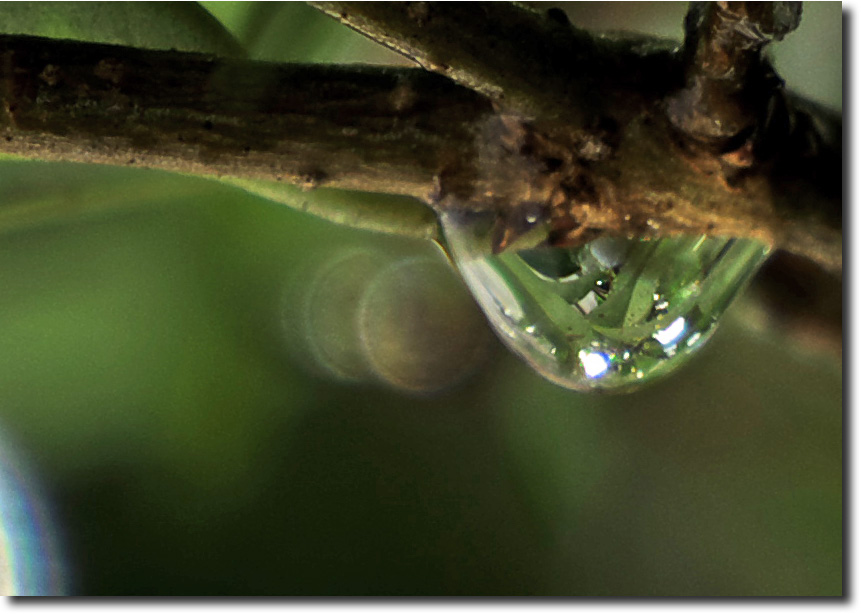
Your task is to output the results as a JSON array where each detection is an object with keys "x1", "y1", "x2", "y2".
[
  {"x1": 0, "y1": 22, "x2": 841, "y2": 271},
  {"x1": 310, "y1": 2, "x2": 840, "y2": 272}
]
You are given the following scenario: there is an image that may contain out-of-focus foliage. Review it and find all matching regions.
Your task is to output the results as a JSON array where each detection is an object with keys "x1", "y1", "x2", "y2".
[
  {"x1": 0, "y1": 0, "x2": 242, "y2": 55},
  {"x1": 0, "y1": 2, "x2": 841, "y2": 596}
]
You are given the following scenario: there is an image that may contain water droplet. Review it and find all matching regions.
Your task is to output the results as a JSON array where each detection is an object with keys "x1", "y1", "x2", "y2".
[{"x1": 441, "y1": 211, "x2": 770, "y2": 391}]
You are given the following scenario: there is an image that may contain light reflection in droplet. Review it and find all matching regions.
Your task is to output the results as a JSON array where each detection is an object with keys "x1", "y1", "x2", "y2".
[
  {"x1": 577, "y1": 291, "x2": 600, "y2": 314},
  {"x1": 686, "y1": 332, "x2": 703, "y2": 347},
  {"x1": 579, "y1": 350, "x2": 610, "y2": 379},
  {"x1": 441, "y1": 209, "x2": 771, "y2": 391},
  {"x1": 0, "y1": 431, "x2": 67, "y2": 596},
  {"x1": 654, "y1": 317, "x2": 687, "y2": 347}
]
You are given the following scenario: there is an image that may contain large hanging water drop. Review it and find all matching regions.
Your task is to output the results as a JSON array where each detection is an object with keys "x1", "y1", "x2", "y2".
[{"x1": 441, "y1": 211, "x2": 770, "y2": 391}]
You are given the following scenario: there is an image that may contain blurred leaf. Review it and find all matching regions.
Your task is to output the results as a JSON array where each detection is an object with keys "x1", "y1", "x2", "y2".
[
  {"x1": 200, "y1": 1, "x2": 404, "y2": 64},
  {"x1": 0, "y1": 0, "x2": 242, "y2": 55},
  {"x1": 0, "y1": 163, "x2": 312, "y2": 484},
  {"x1": 0, "y1": 162, "x2": 215, "y2": 236}
]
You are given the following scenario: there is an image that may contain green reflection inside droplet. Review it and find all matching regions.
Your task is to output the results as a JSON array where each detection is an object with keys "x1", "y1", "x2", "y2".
[{"x1": 442, "y1": 212, "x2": 770, "y2": 392}]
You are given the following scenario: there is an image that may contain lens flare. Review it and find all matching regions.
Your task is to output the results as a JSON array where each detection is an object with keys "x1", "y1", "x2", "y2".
[{"x1": 0, "y1": 431, "x2": 67, "y2": 596}]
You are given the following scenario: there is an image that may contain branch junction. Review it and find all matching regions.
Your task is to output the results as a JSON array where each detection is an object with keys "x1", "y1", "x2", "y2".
[{"x1": 0, "y1": 2, "x2": 842, "y2": 274}]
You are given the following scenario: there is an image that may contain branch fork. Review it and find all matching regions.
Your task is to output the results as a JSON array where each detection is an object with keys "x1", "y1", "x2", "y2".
[{"x1": 0, "y1": 2, "x2": 841, "y2": 275}]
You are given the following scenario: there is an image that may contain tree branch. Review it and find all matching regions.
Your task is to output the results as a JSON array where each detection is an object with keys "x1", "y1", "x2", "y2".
[
  {"x1": 0, "y1": 1, "x2": 842, "y2": 273},
  {"x1": 310, "y1": 1, "x2": 841, "y2": 273},
  {"x1": 668, "y1": 1, "x2": 803, "y2": 144},
  {"x1": 309, "y1": 1, "x2": 681, "y2": 124},
  {"x1": 0, "y1": 33, "x2": 492, "y2": 201}
]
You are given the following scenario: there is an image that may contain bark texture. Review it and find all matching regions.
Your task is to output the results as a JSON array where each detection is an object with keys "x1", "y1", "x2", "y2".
[
  {"x1": 0, "y1": 34, "x2": 492, "y2": 201},
  {"x1": 314, "y1": 2, "x2": 841, "y2": 272},
  {"x1": 0, "y1": 2, "x2": 842, "y2": 275}
]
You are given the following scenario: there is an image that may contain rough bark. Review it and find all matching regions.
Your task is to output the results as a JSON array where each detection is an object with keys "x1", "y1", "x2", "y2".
[
  {"x1": 312, "y1": 2, "x2": 841, "y2": 273},
  {"x1": 0, "y1": 2, "x2": 842, "y2": 275},
  {"x1": 0, "y1": 33, "x2": 492, "y2": 202},
  {"x1": 311, "y1": 1, "x2": 680, "y2": 124}
]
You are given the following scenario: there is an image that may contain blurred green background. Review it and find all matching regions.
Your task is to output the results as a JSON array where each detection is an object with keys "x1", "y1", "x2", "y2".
[{"x1": 0, "y1": 2, "x2": 841, "y2": 596}]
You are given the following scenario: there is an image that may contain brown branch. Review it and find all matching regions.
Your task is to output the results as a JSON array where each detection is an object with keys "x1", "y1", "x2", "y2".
[
  {"x1": 0, "y1": 33, "x2": 493, "y2": 202},
  {"x1": 663, "y1": 1, "x2": 841, "y2": 273},
  {"x1": 0, "y1": 7, "x2": 842, "y2": 273},
  {"x1": 310, "y1": 2, "x2": 841, "y2": 273},
  {"x1": 667, "y1": 1, "x2": 803, "y2": 144},
  {"x1": 309, "y1": 1, "x2": 681, "y2": 125}
]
